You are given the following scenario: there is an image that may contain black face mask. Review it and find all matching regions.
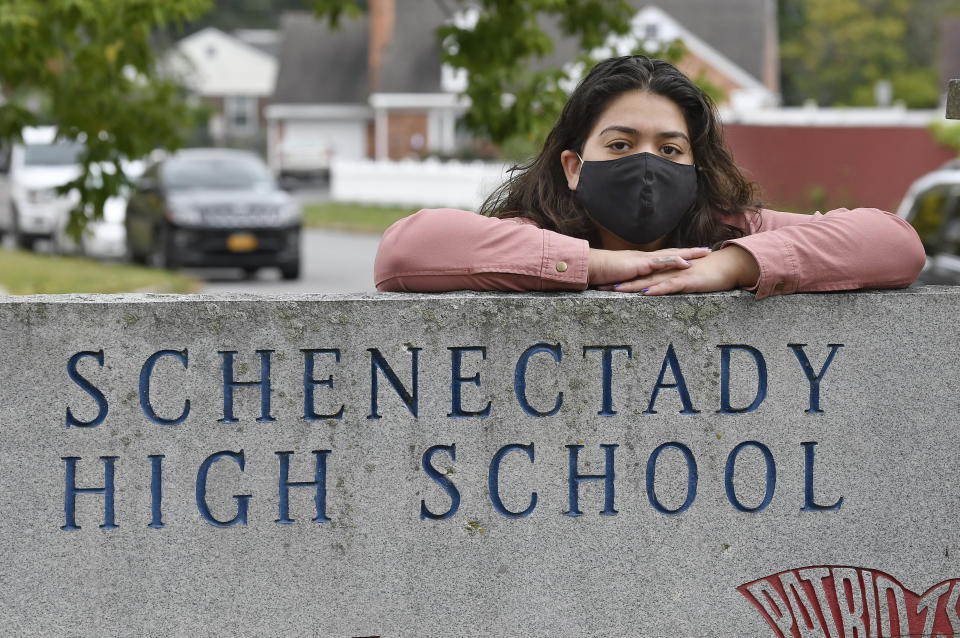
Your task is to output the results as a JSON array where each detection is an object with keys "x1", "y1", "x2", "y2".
[{"x1": 574, "y1": 152, "x2": 698, "y2": 245}]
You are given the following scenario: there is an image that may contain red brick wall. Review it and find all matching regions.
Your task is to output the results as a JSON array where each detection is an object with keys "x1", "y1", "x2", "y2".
[{"x1": 722, "y1": 124, "x2": 956, "y2": 213}]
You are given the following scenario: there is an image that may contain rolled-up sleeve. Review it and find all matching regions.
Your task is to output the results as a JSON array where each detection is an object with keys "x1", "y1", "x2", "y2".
[
  {"x1": 374, "y1": 208, "x2": 590, "y2": 292},
  {"x1": 723, "y1": 207, "x2": 926, "y2": 299}
]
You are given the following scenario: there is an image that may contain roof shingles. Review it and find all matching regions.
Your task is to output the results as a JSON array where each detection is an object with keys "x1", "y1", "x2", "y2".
[{"x1": 272, "y1": 0, "x2": 774, "y2": 105}]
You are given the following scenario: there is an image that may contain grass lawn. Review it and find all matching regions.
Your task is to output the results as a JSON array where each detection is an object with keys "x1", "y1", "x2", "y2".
[
  {"x1": 0, "y1": 250, "x2": 199, "y2": 295},
  {"x1": 302, "y1": 202, "x2": 417, "y2": 234}
]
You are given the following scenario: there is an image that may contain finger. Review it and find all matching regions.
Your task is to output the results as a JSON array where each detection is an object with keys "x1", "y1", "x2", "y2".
[
  {"x1": 655, "y1": 246, "x2": 712, "y2": 261},
  {"x1": 611, "y1": 256, "x2": 687, "y2": 283},
  {"x1": 601, "y1": 276, "x2": 664, "y2": 293},
  {"x1": 648, "y1": 256, "x2": 692, "y2": 272},
  {"x1": 641, "y1": 278, "x2": 688, "y2": 296}
]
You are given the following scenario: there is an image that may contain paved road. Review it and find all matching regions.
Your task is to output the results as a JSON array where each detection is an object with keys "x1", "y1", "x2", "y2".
[{"x1": 198, "y1": 228, "x2": 381, "y2": 295}]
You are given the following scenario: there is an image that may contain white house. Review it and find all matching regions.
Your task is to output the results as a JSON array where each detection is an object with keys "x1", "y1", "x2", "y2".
[
  {"x1": 609, "y1": 5, "x2": 778, "y2": 110},
  {"x1": 165, "y1": 27, "x2": 278, "y2": 144},
  {"x1": 266, "y1": 1, "x2": 468, "y2": 178},
  {"x1": 545, "y1": 0, "x2": 779, "y2": 110}
]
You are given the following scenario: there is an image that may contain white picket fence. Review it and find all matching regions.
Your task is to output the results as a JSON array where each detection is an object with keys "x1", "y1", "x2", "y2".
[{"x1": 330, "y1": 158, "x2": 512, "y2": 210}]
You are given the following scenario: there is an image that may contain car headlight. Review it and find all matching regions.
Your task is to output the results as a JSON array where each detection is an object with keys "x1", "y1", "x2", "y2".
[
  {"x1": 276, "y1": 202, "x2": 302, "y2": 225},
  {"x1": 164, "y1": 205, "x2": 203, "y2": 225},
  {"x1": 26, "y1": 188, "x2": 57, "y2": 204}
]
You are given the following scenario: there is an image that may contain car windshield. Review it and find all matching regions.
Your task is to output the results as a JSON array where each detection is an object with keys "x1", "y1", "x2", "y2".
[
  {"x1": 24, "y1": 141, "x2": 84, "y2": 166},
  {"x1": 162, "y1": 155, "x2": 275, "y2": 191}
]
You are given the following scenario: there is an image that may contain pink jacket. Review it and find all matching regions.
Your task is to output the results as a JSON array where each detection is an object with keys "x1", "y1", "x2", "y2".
[{"x1": 374, "y1": 207, "x2": 926, "y2": 299}]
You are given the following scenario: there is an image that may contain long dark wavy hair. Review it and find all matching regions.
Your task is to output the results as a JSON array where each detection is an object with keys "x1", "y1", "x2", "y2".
[{"x1": 479, "y1": 55, "x2": 759, "y2": 248}]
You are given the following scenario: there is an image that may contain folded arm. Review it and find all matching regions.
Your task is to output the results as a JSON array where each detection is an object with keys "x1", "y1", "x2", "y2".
[
  {"x1": 374, "y1": 206, "x2": 926, "y2": 298},
  {"x1": 374, "y1": 208, "x2": 590, "y2": 292},
  {"x1": 725, "y1": 207, "x2": 926, "y2": 299}
]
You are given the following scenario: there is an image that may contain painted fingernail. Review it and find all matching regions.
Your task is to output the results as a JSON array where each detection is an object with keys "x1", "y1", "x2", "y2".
[
  {"x1": 699, "y1": 246, "x2": 713, "y2": 251},
  {"x1": 683, "y1": 259, "x2": 691, "y2": 265},
  {"x1": 641, "y1": 287, "x2": 650, "y2": 293},
  {"x1": 613, "y1": 283, "x2": 623, "y2": 288}
]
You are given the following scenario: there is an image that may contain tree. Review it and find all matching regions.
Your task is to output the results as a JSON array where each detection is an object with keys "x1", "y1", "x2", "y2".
[
  {"x1": 779, "y1": 0, "x2": 958, "y2": 108},
  {"x1": 312, "y1": 0, "x2": 722, "y2": 159},
  {"x1": 177, "y1": 0, "x2": 308, "y2": 32},
  {"x1": 0, "y1": 0, "x2": 211, "y2": 237}
]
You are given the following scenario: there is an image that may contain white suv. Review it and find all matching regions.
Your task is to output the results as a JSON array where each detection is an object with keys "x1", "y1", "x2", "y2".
[{"x1": 2, "y1": 127, "x2": 82, "y2": 250}]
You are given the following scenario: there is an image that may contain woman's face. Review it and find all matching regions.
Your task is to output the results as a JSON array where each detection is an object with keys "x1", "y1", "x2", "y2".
[
  {"x1": 562, "y1": 89, "x2": 693, "y2": 185},
  {"x1": 560, "y1": 89, "x2": 694, "y2": 250}
]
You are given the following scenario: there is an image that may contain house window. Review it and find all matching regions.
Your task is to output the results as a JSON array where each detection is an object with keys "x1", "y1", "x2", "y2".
[
  {"x1": 224, "y1": 95, "x2": 257, "y2": 137},
  {"x1": 644, "y1": 23, "x2": 659, "y2": 39}
]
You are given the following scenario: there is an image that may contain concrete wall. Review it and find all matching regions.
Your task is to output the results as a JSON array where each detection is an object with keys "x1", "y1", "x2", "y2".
[{"x1": 2, "y1": 289, "x2": 960, "y2": 636}]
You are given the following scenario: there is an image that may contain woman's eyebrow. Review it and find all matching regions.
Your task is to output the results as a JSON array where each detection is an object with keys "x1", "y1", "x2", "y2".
[
  {"x1": 597, "y1": 125, "x2": 690, "y2": 144},
  {"x1": 597, "y1": 125, "x2": 640, "y2": 137},
  {"x1": 657, "y1": 131, "x2": 691, "y2": 143}
]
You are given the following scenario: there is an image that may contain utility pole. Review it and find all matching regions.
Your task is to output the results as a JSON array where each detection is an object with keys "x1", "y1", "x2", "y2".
[{"x1": 948, "y1": 79, "x2": 960, "y2": 118}]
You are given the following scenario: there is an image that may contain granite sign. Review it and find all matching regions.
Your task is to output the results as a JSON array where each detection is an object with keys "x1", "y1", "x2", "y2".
[{"x1": 0, "y1": 290, "x2": 957, "y2": 636}]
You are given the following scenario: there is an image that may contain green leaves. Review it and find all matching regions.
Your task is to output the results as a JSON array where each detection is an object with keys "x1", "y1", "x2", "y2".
[
  {"x1": 311, "y1": 0, "x2": 365, "y2": 29},
  {"x1": 779, "y1": 0, "x2": 954, "y2": 107},
  {"x1": 929, "y1": 120, "x2": 960, "y2": 156},
  {"x1": 433, "y1": 0, "x2": 636, "y2": 150},
  {"x1": 0, "y1": 0, "x2": 212, "y2": 237}
]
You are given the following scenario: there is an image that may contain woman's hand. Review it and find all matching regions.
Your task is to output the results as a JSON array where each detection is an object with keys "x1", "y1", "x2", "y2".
[
  {"x1": 588, "y1": 246, "x2": 712, "y2": 286},
  {"x1": 596, "y1": 245, "x2": 760, "y2": 294}
]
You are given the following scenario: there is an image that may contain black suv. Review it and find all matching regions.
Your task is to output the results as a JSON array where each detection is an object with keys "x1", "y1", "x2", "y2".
[{"x1": 126, "y1": 149, "x2": 301, "y2": 279}]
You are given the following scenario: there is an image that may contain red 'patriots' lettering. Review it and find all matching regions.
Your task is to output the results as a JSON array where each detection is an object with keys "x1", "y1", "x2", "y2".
[{"x1": 739, "y1": 566, "x2": 960, "y2": 637}]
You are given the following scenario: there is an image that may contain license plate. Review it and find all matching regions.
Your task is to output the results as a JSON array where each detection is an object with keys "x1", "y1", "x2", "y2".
[{"x1": 226, "y1": 233, "x2": 257, "y2": 252}]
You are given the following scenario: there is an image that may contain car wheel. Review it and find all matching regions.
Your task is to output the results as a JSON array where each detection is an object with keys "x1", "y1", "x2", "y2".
[
  {"x1": 0, "y1": 201, "x2": 11, "y2": 242},
  {"x1": 147, "y1": 226, "x2": 173, "y2": 269},
  {"x1": 125, "y1": 226, "x2": 146, "y2": 264},
  {"x1": 126, "y1": 237, "x2": 145, "y2": 264},
  {"x1": 280, "y1": 260, "x2": 301, "y2": 280},
  {"x1": 11, "y1": 209, "x2": 33, "y2": 251}
]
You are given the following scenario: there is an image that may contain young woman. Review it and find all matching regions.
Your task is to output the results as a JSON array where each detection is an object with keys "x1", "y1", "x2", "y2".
[{"x1": 374, "y1": 55, "x2": 925, "y2": 298}]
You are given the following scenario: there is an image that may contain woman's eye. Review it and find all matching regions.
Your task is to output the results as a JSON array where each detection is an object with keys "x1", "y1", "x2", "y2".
[
  {"x1": 607, "y1": 142, "x2": 629, "y2": 151},
  {"x1": 661, "y1": 146, "x2": 682, "y2": 156}
]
